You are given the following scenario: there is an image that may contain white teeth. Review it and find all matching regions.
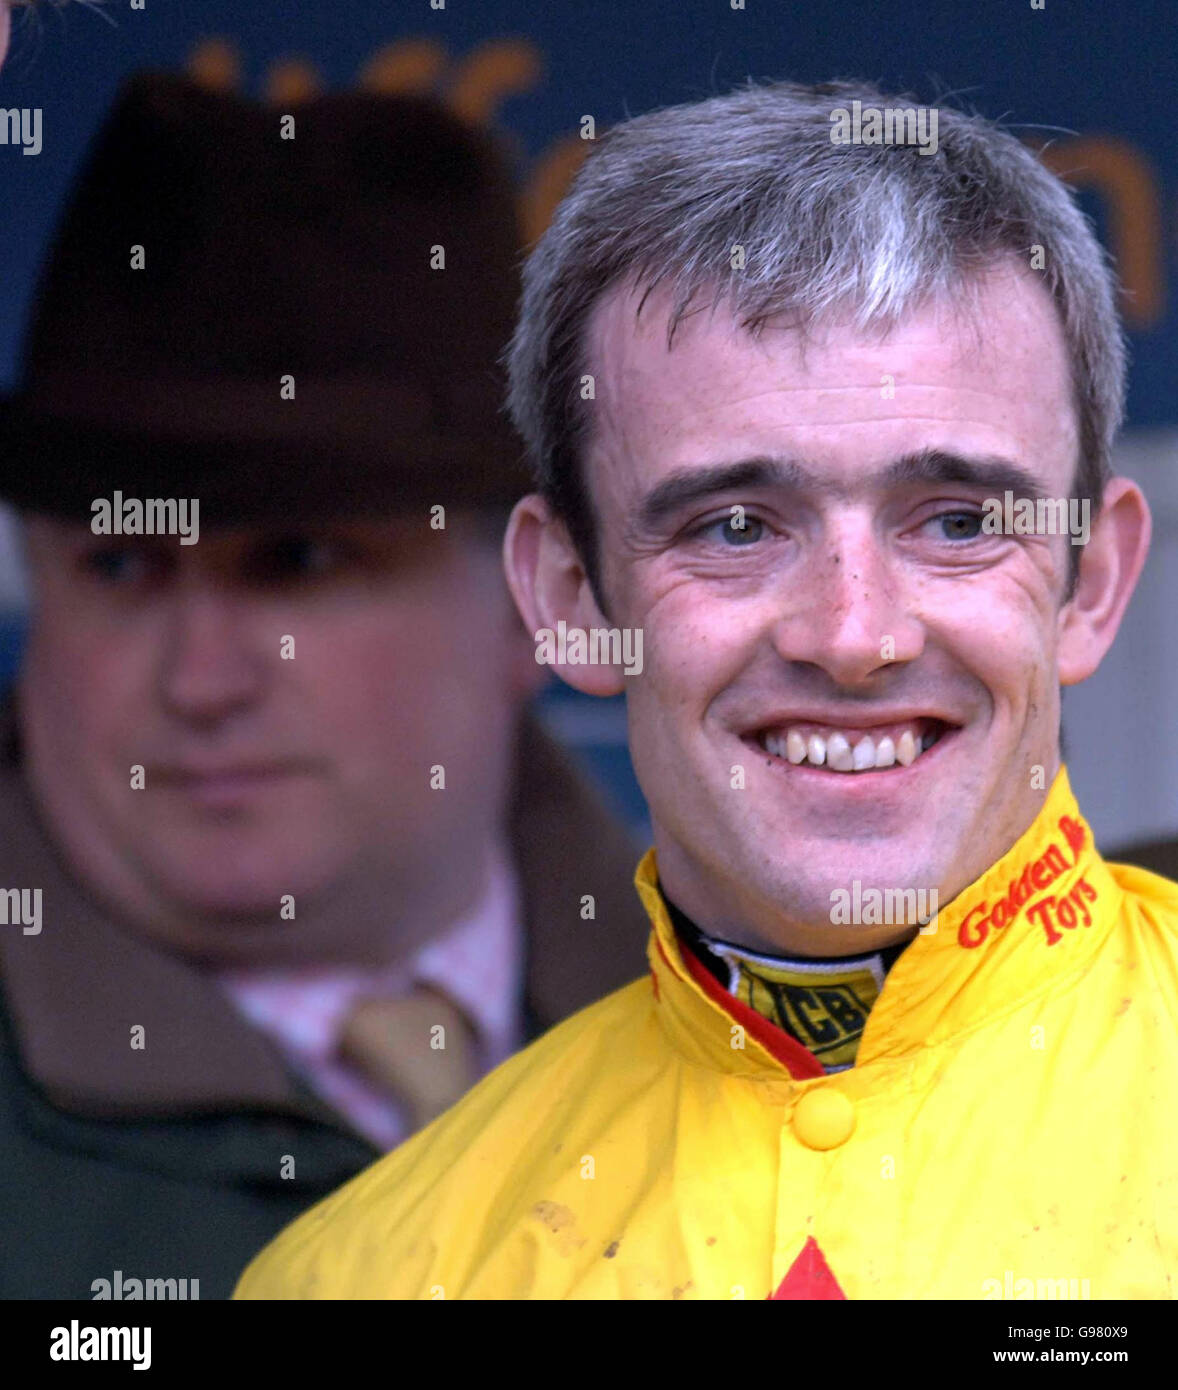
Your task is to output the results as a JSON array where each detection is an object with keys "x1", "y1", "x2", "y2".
[
  {"x1": 827, "y1": 733, "x2": 853, "y2": 771},
  {"x1": 760, "y1": 723, "x2": 945, "y2": 773},
  {"x1": 896, "y1": 730, "x2": 917, "y2": 766},
  {"x1": 852, "y1": 735, "x2": 876, "y2": 770}
]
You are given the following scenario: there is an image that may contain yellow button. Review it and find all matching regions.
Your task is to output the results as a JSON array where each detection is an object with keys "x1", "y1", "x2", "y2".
[{"x1": 792, "y1": 1088, "x2": 856, "y2": 1150}]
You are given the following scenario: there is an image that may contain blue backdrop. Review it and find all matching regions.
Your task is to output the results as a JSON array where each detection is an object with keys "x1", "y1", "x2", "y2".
[{"x1": 1, "y1": 0, "x2": 1175, "y2": 423}]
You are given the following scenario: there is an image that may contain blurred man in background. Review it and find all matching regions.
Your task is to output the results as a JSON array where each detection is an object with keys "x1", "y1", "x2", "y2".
[{"x1": 0, "y1": 72, "x2": 646, "y2": 1298}]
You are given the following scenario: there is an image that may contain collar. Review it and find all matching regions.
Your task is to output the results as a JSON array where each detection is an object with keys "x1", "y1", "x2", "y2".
[
  {"x1": 216, "y1": 841, "x2": 524, "y2": 1074},
  {"x1": 637, "y1": 765, "x2": 1122, "y2": 1083},
  {"x1": 661, "y1": 893, "x2": 905, "y2": 1070},
  {"x1": 0, "y1": 700, "x2": 640, "y2": 1120}
]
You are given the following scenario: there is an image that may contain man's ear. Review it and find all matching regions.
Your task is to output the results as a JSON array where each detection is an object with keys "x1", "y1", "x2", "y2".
[
  {"x1": 1058, "y1": 476, "x2": 1151, "y2": 686},
  {"x1": 503, "y1": 493, "x2": 626, "y2": 698}
]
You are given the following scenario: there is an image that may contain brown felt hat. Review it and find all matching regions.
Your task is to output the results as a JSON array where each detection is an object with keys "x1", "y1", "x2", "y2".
[{"x1": 0, "y1": 71, "x2": 533, "y2": 524}]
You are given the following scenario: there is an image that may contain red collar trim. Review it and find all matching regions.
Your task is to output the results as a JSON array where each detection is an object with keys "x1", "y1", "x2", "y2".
[{"x1": 666, "y1": 937, "x2": 826, "y2": 1081}]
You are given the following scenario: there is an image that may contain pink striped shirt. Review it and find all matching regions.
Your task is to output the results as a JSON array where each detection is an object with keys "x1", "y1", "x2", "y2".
[{"x1": 215, "y1": 847, "x2": 523, "y2": 1151}]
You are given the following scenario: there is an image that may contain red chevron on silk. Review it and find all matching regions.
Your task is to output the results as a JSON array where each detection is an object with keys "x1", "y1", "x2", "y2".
[{"x1": 770, "y1": 1237, "x2": 847, "y2": 1299}]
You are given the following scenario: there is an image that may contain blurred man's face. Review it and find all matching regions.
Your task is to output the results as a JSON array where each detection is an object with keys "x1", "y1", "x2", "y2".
[
  {"x1": 0, "y1": 3, "x2": 11, "y2": 71},
  {"x1": 510, "y1": 260, "x2": 1145, "y2": 955},
  {"x1": 19, "y1": 514, "x2": 535, "y2": 966}
]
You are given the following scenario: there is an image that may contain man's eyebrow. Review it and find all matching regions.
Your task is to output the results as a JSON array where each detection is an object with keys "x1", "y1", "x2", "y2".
[
  {"x1": 635, "y1": 448, "x2": 1049, "y2": 530},
  {"x1": 636, "y1": 457, "x2": 808, "y2": 530},
  {"x1": 880, "y1": 449, "x2": 1050, "y2": 500}
]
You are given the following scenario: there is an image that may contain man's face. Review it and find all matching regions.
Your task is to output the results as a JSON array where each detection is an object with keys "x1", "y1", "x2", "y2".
[
  {"x1": 18, "y1": 514, "x2": 533, "y2": 965},
  {"x1": 578, "y1": 263, "x2": 1092, "y2": 951}
]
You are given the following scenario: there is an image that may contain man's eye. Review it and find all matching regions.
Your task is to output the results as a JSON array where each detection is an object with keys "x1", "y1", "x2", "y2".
[
  {"x1": 80, "y1": 548, "x2": 161, "y2": 584},
  {"x1": 924, "y1": 510, "x2": 984, "y2": 542},
  {"x1": 253, "y1": 537, "x2": 347, "y2": 580},
  {"x1": 692, "y1": 513, "x2": 766, "y2": 546}
]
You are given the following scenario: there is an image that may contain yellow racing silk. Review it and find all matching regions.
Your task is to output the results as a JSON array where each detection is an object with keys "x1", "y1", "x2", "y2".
[{"x1": 235, "y1": 767, "x2": 1178, "y2": 1300}]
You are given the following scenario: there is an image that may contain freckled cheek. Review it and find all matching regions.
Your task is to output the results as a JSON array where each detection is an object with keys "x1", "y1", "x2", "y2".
[
  {"x1": 939, "y1": 605, "x2": 1052, "y2": 726},
  {"x1": 638, "y1": 600, "x2": 761, "y2": 720}
]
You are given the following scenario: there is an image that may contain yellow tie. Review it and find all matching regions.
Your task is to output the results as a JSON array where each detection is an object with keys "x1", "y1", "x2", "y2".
[{"x1": 337, "y1": 984, "x2": 479, "y2": 1136}]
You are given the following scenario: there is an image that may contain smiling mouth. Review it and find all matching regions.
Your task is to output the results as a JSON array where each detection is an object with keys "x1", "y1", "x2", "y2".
[
  {"x1": 161, "y1": 765, "x2": 301, "y2": 784},
  {"x1": 752, "y1": 717, "x2": 958, "y2": 774},
  {"x1": 154, "y1": 765, "x2": 313, "y2": 806}
]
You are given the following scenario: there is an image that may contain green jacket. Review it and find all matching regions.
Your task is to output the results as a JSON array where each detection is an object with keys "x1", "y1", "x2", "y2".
[{"x1": 0, "y1": 710, "x2": 647, "y2": 1298}]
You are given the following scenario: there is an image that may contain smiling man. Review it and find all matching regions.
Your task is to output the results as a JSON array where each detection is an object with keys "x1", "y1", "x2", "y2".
[{"x1": 236, "y1": 78, "x2": 1176, "y2": 1301}]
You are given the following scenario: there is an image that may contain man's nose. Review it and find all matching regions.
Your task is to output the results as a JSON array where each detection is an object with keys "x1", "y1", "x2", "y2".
[
  {"x1": 768, "y1": 517, "x2": 924, "y2": 685},
  {"x1": 157, "y1": 588, "x2": 267, "y2": 723}
]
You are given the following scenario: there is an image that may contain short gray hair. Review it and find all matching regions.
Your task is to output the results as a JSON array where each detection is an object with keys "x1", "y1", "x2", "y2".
[{"x1": 504, "y1": 77, "x2": 1127, "y2": 600}]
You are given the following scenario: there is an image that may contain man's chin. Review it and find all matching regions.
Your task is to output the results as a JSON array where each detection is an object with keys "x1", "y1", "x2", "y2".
[
  {"x1": 142, "y1": 847, "x2": 343, "y2": 923},
  {"x1": 715, "y1": 840, "x2": 952, "y2": 936},
  {"x1": 168, "y1": 887, "x2": 299, "y2": 921},
  {"x1": 741, "y1": 792, "x2": 944, "y2": 846}
]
